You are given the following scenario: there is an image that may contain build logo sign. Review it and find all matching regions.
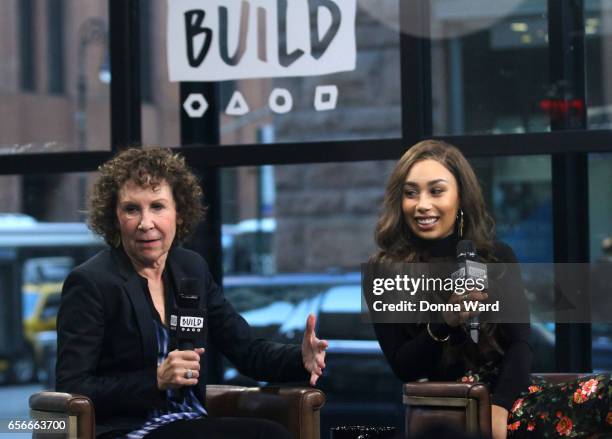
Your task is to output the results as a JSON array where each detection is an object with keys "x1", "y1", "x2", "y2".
[{"x1": 167, "y1": 0, "x2": 357, "y2": 117}]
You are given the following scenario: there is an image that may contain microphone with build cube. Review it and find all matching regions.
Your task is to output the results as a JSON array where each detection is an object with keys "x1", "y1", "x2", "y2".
[
  {"x1": 169, "y1": 278, "x2": 206, "y2": 351},
  {"x1": 451, "y1": 240, "x2": 488, "y2": 344},
  {"x1": 169, "y1": 278, "x2": 206, "y2": 402}
]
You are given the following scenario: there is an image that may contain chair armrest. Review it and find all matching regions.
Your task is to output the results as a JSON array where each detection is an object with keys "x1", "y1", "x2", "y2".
[
  {"x1": 403, "y1": 382, "x2": 491, "y2": 436},
  {"x1": 206, "y1": 385, "x2": 325, "y2": 439},
  {"x1": 403, "y1": 381, "x2": 490, "y2": 400},
  {"x1": 29, "y1": 392, "x2": 94, "y2": 439},
  {"x1": 532, "y1": 373, "x2": 588, "y2": 384}
]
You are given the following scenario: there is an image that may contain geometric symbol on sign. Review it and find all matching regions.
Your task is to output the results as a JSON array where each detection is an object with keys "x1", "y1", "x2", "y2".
[
  {"x1": 225, "y1": 91, "x2": 250, "y2": 116},
  {"x1": 183, "y1": 93, "x2": 209, "y2": 118},
  {"x1": 268, "y1": 88, "x2": 293, "y2": 114},
  {"x1": 314, "y1": 85, "x2": 338, "y2": 111}
]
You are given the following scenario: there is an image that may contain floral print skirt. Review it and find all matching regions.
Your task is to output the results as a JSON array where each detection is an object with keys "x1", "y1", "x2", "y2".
[{"x1": 459, "y1": 367, "x2": 612, "y2": 437}]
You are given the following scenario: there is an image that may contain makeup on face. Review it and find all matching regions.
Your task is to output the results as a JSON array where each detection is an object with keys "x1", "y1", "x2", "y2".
[{"x1": 402, "y1": 159, "x2": 460, "y2": 240}]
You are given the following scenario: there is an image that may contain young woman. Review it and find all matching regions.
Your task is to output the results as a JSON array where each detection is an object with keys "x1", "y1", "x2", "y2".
[{"x1": 372, "y1": 140, "x2": 611, "y2": 438}]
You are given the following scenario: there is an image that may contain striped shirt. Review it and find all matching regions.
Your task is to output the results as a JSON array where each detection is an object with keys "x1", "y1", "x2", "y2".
[{"x1": 126, "y1": 272, "x2": 207, "y2": 439}]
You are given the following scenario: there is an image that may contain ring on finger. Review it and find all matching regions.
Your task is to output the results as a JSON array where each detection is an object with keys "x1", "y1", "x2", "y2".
[{"x1": 185, "y1": 368, "x2": 193, "y2": 379}]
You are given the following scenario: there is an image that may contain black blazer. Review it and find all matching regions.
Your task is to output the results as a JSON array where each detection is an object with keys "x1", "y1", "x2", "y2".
[{"x1": 56, "y1": 246, "x2": 308, "y2": 435}]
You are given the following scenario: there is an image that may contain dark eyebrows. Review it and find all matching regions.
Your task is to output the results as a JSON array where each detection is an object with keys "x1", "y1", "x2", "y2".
[{"x1": 403, "y1": 179, "x2": 449, "y2": 187}]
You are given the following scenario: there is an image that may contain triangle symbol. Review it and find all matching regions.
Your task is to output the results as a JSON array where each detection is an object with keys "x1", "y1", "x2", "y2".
[{"x1": 226, "y1": 91, "x2": 250, "y2": 116}]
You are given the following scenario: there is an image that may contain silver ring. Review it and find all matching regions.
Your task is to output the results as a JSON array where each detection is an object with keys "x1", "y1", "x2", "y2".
[{"x1": 185, "y1": 369, "x2": 193, "y2": 379}]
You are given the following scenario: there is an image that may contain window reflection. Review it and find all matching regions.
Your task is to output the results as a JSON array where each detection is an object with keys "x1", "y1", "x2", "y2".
[
  {"x1": 589, "y1": 153, "x2": 612, "y2": 371},
  {"x1": 585, "y1": 1, "x2": 612, "y2": 129},
  {"x1": 137, "y1": 0, "x2": 401, "y2": 147},
  {"x1": 471, "y1": 155, "x2": 554, "y2": 371},
  {"x1": 218, "y1": 1, "x2": 401, "y2": 145},
  {"x1": 471, "y1": 156, "x2": 553, "y2": 263},
  {"x1": 141, "y1": 0, "x2": 180, "y2": 146},
  {"x1": 1, "y1": 1, "x2": 110, "y2": 153},
  {"x1": 432, "y1": 1, "x2": 550, "y2": 135},
  {"x1": 0, "y1": 172, "x2": 103, "y2": 402},
  {"x1": 220, "y1": 162, "x2": 403, "y2": 431}
]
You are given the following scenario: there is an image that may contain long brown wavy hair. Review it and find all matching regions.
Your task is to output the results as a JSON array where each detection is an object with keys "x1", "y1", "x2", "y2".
[
  {"x1": 374, "y1": 139, "x2": 495, "y2": 262},
  {"x1": 374, "y1": 140, "x2": 503, "y2": 368}
]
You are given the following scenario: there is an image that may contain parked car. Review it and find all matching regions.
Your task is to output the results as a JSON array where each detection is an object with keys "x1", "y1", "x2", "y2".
[
  {"x1": 12, "y1": 257, "x2": 72, "y2": 384},
  {"x1": 223, "y1": 276, "x2": 402, "y2": 398}
]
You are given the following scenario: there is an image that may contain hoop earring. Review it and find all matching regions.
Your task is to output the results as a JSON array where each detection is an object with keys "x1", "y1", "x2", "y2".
[{"x1": 458, "y1": 209, "x2": 464, "y2": 238}]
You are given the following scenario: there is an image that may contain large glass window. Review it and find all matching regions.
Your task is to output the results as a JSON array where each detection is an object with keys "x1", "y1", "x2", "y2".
[
  {"x1": 589, "y1": 153, "x2": 612, "y2": 371},
  {"x1": 0, "y1": 172, "x2": 104, "y2": 420},
  {"x1": 432, "y1": 1, "x2": 550, "y2": 135},
  {"x1": 585, "y1": 0, "x2": 612, "y2": 129},
  {"x1": 146, "y1": 1, "x2": 401, "y2": 146},
  {"x1": 471, "y1": 155, "x2": 553, "y2": 263},
  {"x1": 220, "y1": 2, "x2": 401, "y2": 144},
  {"x1": 141, "y1": 0, "x2": 180, "y2": 147},
  {"x1": 0, "y1": 1, "x2": 110, "y2": 154},
  {"x1": 220, "y1": 161, "x2": 403, "y2": 432},
  {"x1": 471, "y1": 155, "x2": 554, "y2": 371}
]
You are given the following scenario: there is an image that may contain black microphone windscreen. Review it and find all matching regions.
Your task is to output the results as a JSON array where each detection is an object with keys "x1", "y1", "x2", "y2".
[
  {"x1": 178, "y1": 278, "x2": 201, "y2": 308},
  {"x1": 456, "y1": 240, "x2": 476, "y2": 259}
]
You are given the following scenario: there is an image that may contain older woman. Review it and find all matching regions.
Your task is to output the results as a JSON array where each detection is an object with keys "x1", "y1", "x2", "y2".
[{"x1": 56, "y1": 148, "x2": 327, "y2": 439}]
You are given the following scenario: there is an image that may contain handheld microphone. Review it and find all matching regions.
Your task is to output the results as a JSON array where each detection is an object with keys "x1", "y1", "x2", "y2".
[
  {"x1": 169, "y1": 278, "x2": 206, "y2": 401},
  {"x1": 451, "y1": 240, "x2": 488, "y2": 344}
]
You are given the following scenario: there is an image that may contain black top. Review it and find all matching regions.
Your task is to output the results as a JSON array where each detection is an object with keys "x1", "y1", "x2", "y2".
[
  {"x1": 373, "y1": 234, "x2": 532, "y2": 411},
  {"x1": 56, "y1": 246, "x2": 309, "y2": 435}
]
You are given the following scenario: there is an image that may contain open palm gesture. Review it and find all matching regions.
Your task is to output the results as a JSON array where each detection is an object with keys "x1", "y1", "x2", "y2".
[{"x1": 301, "y1": 314, "x2": 328, "y2": 385}]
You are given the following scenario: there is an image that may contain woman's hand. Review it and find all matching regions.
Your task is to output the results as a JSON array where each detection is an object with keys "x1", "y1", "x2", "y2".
[
  {"x1": 301, "y1": 314, "x2": 329, "y2": 385},
  {"x1": 491, "y1": 404, "x2": 509, "y2": 439},
  {"x1": 442, "y1": 290, "x2": 488, "y2": 327},
  {"x1": 156, "y1": 347, "x2": 205, "y2": 391}
]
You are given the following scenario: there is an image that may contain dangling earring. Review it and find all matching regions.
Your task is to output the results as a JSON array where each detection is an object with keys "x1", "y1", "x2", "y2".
[
  {"x1": 457, "y1": 209, "x2": 464, "y2": 238},
  {"x1": 112, "y1": 233, "x2": 121, "y2": 248}
]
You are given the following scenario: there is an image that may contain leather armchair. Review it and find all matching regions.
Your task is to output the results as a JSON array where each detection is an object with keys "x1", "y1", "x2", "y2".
[
  {"x1": 403, "y1": 373, "x2": 587, "y2": 437},
  {"x1": 29, "y1": 385, "x2": 325, "y2": 439}
]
